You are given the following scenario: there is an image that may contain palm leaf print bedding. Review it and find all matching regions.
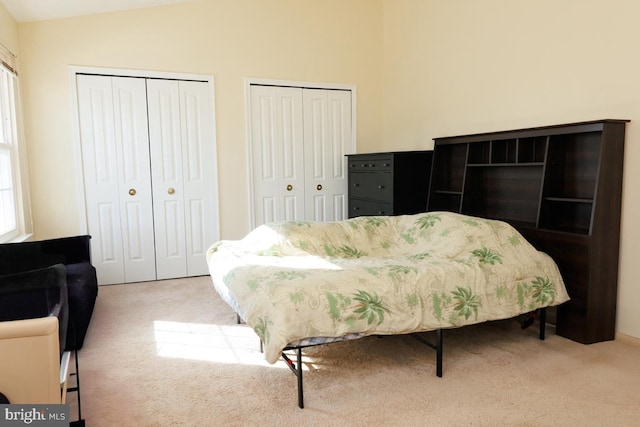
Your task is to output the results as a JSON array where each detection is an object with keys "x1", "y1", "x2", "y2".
[{"x1": 207, "y1": 212, "x2": 570, "y2": 363}]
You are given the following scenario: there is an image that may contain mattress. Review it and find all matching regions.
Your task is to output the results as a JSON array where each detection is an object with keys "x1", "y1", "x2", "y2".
[{"x1": 207, "y1": 212, "x2": 570, "y2": 363}]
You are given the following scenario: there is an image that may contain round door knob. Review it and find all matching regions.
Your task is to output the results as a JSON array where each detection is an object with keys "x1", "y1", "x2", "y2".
[
  {"x1": 316, "y1": 184, "x2": 322, "y2": 191},
  {"x1": 168, "y1": 187, "x2": 175, "y2": 195},
  {"x1": 128, "y1": 188, "x2": 136, "y2": 196},
  {"x1": 286, "y1": 184, "x2": 293, "y2": 191}
]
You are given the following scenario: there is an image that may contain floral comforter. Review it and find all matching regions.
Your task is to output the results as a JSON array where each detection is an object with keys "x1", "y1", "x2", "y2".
[{"x1": 206, "y1": 212, "x2": 569, "y2": 363}]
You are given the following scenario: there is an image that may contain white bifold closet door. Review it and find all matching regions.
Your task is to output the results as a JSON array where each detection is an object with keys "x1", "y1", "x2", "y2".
[
  {"x1": 146, "y1": 79, "x2": 217, "y2": 280},
  {"x1": 77, "y1": 75, "x2": 155, "y2": 285},
  {"x1": 76, "y1": 74, "x2": 217, "y2": 285},
  {"x1": 250, "y1": 85, "x2": 352, "y2": 226}
]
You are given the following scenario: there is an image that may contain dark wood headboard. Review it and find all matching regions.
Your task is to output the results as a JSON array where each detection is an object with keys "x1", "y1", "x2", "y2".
[{"x1": 427, "y1": 119, "x2": 629, "y2": 344}]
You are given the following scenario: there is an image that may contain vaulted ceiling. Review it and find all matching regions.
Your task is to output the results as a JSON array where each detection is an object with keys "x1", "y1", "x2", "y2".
[{"x1": 0, "y1": 0, "x2": 196, "y2": 22}]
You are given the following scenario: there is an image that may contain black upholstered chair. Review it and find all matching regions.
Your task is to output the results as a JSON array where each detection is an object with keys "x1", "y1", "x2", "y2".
[
  {"x1": 0, "y1": 263, "x2": 69, "y2": 354},
  {"x1": 0, "y1": 236, "x2": 97, "y2": 426},
  {"x1": 0, "y1": 236, "x2": 98, "y2": 351}
]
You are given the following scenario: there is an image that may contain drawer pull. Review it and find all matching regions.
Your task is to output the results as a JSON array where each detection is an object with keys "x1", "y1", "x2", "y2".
[{"x1": 378, "y1": 185, "x2": 385, "y2": 189}]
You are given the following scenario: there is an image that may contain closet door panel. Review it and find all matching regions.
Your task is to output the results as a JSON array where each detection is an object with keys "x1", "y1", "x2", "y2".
[
  {"x1": 304, "y1": 89, "x2": 328, "y2": 221},
  {"x1": 96, "y1": 202, "x2": 120, "y2": 275},
  {"x1": 163, "y1": 199, "x2": 182, "y2": 255},
  {"x1": 179, "y1": 81, "x2": 218, "y2": 276},
  {"x1": 78, "y1": 75, "x2": 156, "y2": 285},
  {"x1": 147, "y1": 79, "x2": 187, "y2": 280},
  {"x1": 77, "y1": 75, "x2": 124, "y2": 285},
  {"x1": 250, "y1": 85, "x2": 305, "y2": 226},
  {"x1": 112, "y1": 77, "x2": 157, "y2": 283},
  {"x1": 326, "y1": 89, "x2": 351, "y2": 220},
  {"x1": 302, "y1": 89, "x2": 351, "y2": 221}
]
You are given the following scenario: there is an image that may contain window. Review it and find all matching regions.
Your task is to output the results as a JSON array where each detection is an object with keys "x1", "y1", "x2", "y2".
[{"x1": 0, "y1": 55, "x2": 28, "y2": 242}]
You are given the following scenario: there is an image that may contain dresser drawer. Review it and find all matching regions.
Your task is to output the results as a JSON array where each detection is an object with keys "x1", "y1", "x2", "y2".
[
  {"x1": 349, "y1": 199, "x2": 393, "y2": 217},
  {"x1": 348, "y1": 158, "x2": 392, "y2": 172},
  {"x1": 349, "y1": 172, "x2": 393, "y2": 201}
]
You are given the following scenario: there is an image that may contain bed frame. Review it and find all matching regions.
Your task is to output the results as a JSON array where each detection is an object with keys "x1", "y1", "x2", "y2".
[{"x1": 246, "y1": 308, "x2": 547, "y2": 408}]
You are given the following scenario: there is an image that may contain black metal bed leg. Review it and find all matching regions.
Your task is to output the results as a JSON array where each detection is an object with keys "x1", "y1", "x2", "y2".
[
  {"x1": 296, "y1": 347, "x2": 304, "y2": 408},
  {"x1": 539, "y1": 307, "x2": 547, "y2": 340},
  {"x1": 411, "y1": 330, "x2": 444, "y2": 377},
  {"x1": 282, "y1": 348, "x2": 304, "y2": 408},
  {"x1": 436, "y1": 329, "x2": 443, "y2": 377}
]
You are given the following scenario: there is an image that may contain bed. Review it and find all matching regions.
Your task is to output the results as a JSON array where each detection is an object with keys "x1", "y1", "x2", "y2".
[{"x1": 206, "y1": 211, "x2": 569, "y2": 407}]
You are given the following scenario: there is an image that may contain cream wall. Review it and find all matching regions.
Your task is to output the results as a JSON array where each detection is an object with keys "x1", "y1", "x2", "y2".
[
  {"x1": 382, "y1": 0, "x2": 640, "y2": 339},
  {"x1": 0, "y1": 2, "x2": 18, "y2": 53},
  {"x1": 16, "y1": 0, "x2": 384, "y2": 241}
]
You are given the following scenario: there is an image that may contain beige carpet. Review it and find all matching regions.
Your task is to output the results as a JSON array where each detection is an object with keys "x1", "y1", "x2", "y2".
[{"x1": 71, "y1": 276, "x2": 640, "y2": 426}]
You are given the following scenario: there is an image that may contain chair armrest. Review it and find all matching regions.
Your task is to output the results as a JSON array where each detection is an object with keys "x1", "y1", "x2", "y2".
[
  {"x1": 59, "y1": 351, "x2": 71, "y2": 403},
  {"x1": 0, "y1": 316, "x2": 58, "y2": 339}
]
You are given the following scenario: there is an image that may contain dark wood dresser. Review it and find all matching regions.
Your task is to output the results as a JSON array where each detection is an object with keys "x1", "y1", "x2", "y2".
[
  {"x1": 346, "y1": 151, "x2": 433, "y2": 218},
  {"x1": 427, "y1": 119, "x2": 628, "y2": 344}
]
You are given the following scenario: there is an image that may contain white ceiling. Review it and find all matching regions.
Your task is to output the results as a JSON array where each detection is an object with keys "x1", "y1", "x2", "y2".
[{"x1": 1, "y1": 0, "x2": 196, "y2": 22}]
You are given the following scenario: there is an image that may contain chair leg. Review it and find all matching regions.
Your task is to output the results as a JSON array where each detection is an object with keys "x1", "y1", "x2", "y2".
[
  {"x1": 75, "y1": 352, "x2": 82, "y2": 420},
  {"x1": 67, "y1": 351, "x2": 85, "y2": 426}
]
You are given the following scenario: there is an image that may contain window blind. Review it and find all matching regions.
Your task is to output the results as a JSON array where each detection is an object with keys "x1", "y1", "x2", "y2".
[{"x1": 0, "y1": 43, "x2": 17, "y2": 75}]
